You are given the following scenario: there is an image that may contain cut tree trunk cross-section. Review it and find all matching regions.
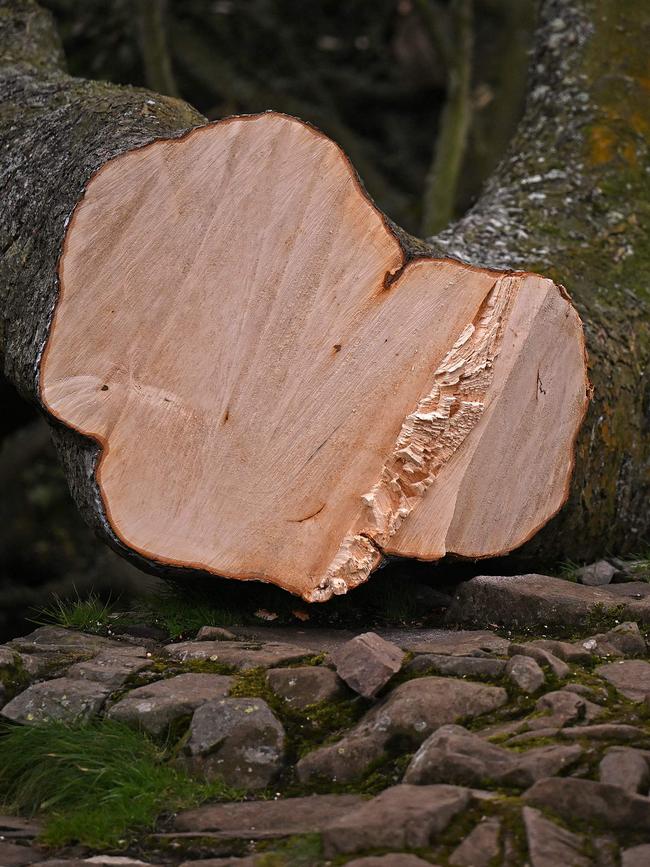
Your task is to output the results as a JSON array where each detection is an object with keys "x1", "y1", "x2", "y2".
[{"x1": 38, "y1": 112, "x2": 589, "y2": 601}]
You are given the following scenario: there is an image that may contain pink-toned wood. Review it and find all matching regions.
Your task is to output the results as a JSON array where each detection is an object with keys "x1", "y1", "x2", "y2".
[{"x1": 40, "y1": 113, "x2": 590, "y2": 601}]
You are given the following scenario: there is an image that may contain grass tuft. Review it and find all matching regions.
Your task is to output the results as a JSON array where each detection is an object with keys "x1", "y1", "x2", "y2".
[
  {"x1": 0, "y1": 719, "x2": 240, "y2": 848},
  {"x1": 32, "y1": 589, "x2": 116, "y2": 633},
  {"x1": 138, "y1": 589, "x2": 241, "y2": 639}
]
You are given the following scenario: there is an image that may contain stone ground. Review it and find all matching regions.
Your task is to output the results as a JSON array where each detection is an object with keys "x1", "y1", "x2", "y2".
[{"x1": 2, "y1": 567, "x2": 650, "y2": 866}]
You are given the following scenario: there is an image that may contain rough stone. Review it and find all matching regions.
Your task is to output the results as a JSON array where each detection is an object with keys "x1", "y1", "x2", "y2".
[
  {"x1": 527, "y1": 689, "x2": 602, "y2": 730},
  {"x1": 561, "y1": 682, "x2": 608, "y2": 703},
  {"x1": 599, "y1": 747, "x2": 650, "y2": 794},
  {"x1": 8, "y1": 626, "x2": 117, "y2": 655},
  {"x1": 329, "y1": 632, "x2": 405, "y2": 698},
  {"x1": 85, "y1": 859, "x2": 162, "y2": 866},
  {"x1": 524, "y1": 778, "x2": 650, "y2": 831},
  {"x1": 107, "y1": 673, "x2": 233, "y2": 737},
  {"x1": 596, "y1": 659, "x2": 650, "y2": 701},
  {"x1": 404, "y1": 654, "x2": 506, "y2": 679},
  {"x1": 6, "y1": 628, "x2": 142, "y2": 680},
  {"x1": 178, "y1": 859, "x2": 258, "y2": 867},
  {"x1": 404, "y1": 725, "x2": 581, "y2": 789},
  {"x1": 196, "y1": 626, "x2": 238, "y2": 641},
  {"x1": 445, "y1": 574, "x2": 628, "y2": 629},
  {"x1": 582, "y1": 622, "x2": 646, "y2": 659},
  {"x1": 622, "y1": 845, "x2": 650, "y2": 867},
  {"x1": 163, "y1": 640, "x2": 314, "y2": 670},
  {"x1": 0, "y1": 815, "x2": 41, "y2": 840},
  {"x1": 345, "y1": 857, "x2": 435, "y2": 867},
  {"x1": 321, "y1": 784, "x2": 471, "y2": 857},
  {"x1": 449, "y1": 818, "x2": 501, "y2": 867},
  {"x1": 296, "y1": 676, "x2": 507, "y2": 783},
  {"x1": 266, "y1": 665, "x2": 345, "y2": 708},
  {"x1": 576, "y1": 559, "x2": 617, "y2": 586},
  {"x1": 66, "y1": 647, "x2": 152, "y2": 689},
  {"x1": 0, "y1": 841, "x2": 44, "y2": 866},
  {"x1": 407, "y1": 630, "x2": 510, "y2": 657},
  {"x1": 183, "y1": 697, "x2": 285, "y2": 789},
  {"x1": 506, "y1": 655, "x2": 545, "y2": 692},
  {"x1": 508, "y1": 643, "x2": 570, "y2": 679},
  {"x1": 557, "y1": 724, "x2": 645, "y2": 742},
  {"x1": 528, "y1": 638, "x2": 592, "y2": 665},
  {"x1": 1, "y1": 677, "x2": 109, "y2": 724},
  {"x1": 174, "y1": 793, "x2": 364, "y2": 837},
  {"x1": 522, "y1": 806, "x2": 590, "y2": 867}
]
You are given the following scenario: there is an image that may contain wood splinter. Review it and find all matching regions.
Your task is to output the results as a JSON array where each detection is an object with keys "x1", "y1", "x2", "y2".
[{"x1": 39, "y1": 112, "x2": 590, "y2": 601}]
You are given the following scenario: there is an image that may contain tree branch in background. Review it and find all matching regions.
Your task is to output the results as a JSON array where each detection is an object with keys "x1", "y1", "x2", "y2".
[
  {"x1": 136, "y1": 0, "x2": 178, "y2": 98},
  {"x1": 419, "y1": 0, "x2": 474, "y2": 235}
]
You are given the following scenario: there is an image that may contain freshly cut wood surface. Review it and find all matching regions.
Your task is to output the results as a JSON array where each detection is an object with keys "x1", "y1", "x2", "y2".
[{"x1": 40, "y1": 112, "x2": 589, "y2": 601}]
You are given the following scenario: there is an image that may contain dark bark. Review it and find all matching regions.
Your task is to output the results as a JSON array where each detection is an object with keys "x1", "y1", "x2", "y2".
[
  {"x1": 0, "y1": 0, "x2": 204, "y2": 577},
  {"x1": 0, "y1": 0, "x2": 647, "y2": 584}
]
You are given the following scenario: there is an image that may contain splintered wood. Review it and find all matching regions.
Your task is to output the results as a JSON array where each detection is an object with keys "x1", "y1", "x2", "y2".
[{"x1": 40, "y1": 113, "x2": 590, "y2": 601}]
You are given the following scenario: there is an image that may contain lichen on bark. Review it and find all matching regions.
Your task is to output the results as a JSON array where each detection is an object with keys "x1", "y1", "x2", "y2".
[{"x1": 431, "y1": 0, "x2": 650, "y2": 561}]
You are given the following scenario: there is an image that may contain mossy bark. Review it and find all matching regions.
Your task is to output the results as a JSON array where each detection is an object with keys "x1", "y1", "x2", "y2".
[
  {"x1": 0, "y1": 0, "x2": 647, "y2": 579},
  {"x1": 431, "y1": 0, "x2": 650, "y2": 562}
]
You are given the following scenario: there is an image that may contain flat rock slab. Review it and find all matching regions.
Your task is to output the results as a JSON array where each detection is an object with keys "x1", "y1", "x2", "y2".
[
  {"x1": 228, "y1": 625, "x2": 509, "y2": 656},
  {"x1": 321, "y1": 784, "x2": 470, "y2": 857},
  {"x1": 330, "y1": 632, "x2": 405, "y2": 698},
  {"x1": 0, "y1": 815, "x2": 42, "y2": 839},
  {"x1": 107, "y1": 673, "x2": 233, "y2": 737},
  {"x1": 1, "y1": 677, "x2": 110, "y2": 724},
  {"x1": 297, "y1": 676, "x2": 507, "y2": 784},
  {"x1": 401, "y1": 630, "x2": 510, "y2": 657},
  {"x1": 66, "y1": 648, "x2": 152, "y2": 689},
  {"x1": 8, "y1": 626, "x2": 119, "y2": 654},
  {"x1": 596, "y1": 659, "x2": 650, "y2": 701},
  {"x1": 445, "y1": 574, "x2": 650, "y2": 629},
  {"x1": 345, "y1": 857, "x2": 436, "y2": 867},
  {"x1": 182, "y1": 697, "x2": 285, "y2": 789},
  {"x1": 404, "y1": 724, "x2": 581, "y2": 789},
  {"x1": 522, "y1": 806, "x2": 590, "y2": 867},
  {"x1": 449, "y1": 818, "x2": 501, "y2": 867},
  {"x1": 0, "y1": 841, "x2": 44, "y2": 866},
  {"x1": 622, "y1": 845, "x2": 650, "y2": 867},
  {"x1": 404, "y1": 654, "x2": 506, "y2": 679},
  {"x1": 266, "y1": 665, "x2": 345, "y2": 708},
  {"x1": 174, "y1": 793, "x2": 364, "y2": 838},
  {"x1": 163, "y1": 640, "x2": 314, "y2": 669},
  {"x1": 599, "y1": 747, "x2": 650, "y2": 794},
  {"x1": 524, "y1": 777, "x2": 650, "y2": 831}
]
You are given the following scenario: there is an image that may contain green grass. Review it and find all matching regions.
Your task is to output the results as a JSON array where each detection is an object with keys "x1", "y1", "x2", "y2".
[
  {"x1": 32, "y1": 589, "x2": 117, "y2": 633},
  {"x1": 138, "y1": 589, "x2": 242, "y2": 639},
  {"x1": 0, "y1": 719, "x2": 240, "y2": 848}
]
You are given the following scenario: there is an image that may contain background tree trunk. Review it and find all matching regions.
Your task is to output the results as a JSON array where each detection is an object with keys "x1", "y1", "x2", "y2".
[
  {"x1": 0, "y1": 0, "x2": 647, "y2": 582},
  {"x1": 430, "y1": 0, "x2": 650, "y2": 562}
]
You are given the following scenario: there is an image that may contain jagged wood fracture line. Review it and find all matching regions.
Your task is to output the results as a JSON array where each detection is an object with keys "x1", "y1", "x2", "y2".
[{"x1": 307, "y1": 273, "x2": 518, "y2": 602}]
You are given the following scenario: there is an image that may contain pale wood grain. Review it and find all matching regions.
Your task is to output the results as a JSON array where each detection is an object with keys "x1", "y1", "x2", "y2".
[{"x1": 40, "y1": 113, "x2": 589, "y2": 600}]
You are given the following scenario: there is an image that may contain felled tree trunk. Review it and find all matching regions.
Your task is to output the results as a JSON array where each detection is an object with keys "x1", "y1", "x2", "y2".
[{"x1": 0, "y1": 0, "x2": 645, "y2": 598}]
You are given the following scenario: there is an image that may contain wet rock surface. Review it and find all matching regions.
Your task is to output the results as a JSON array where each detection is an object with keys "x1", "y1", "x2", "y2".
[{"x1": 3, "y1": 584, "x2": 650, "y2": 866}]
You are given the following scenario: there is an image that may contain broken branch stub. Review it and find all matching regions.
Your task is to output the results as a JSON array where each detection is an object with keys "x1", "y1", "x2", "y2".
[{"x1": 39, "y1": 112, "x2": 590, "y2": 601}]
